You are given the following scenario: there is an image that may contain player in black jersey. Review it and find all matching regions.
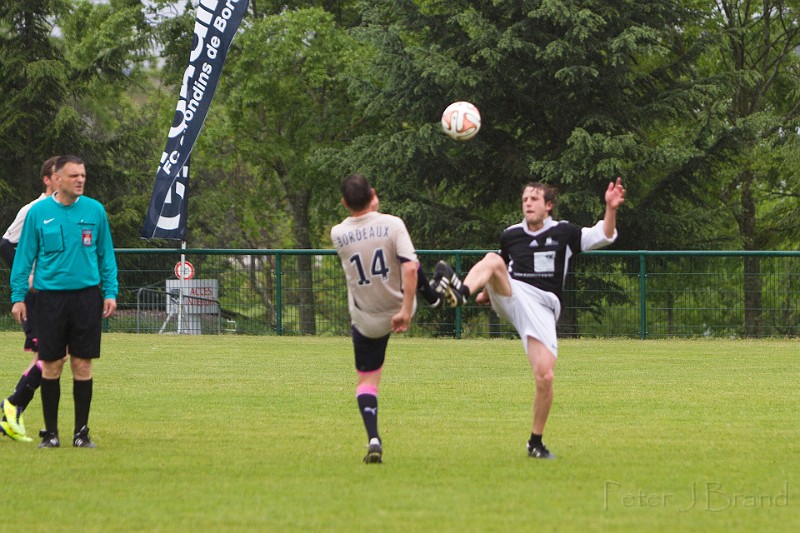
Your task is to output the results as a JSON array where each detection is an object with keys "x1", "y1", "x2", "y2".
[
  {"x1": 435, "y1": 178, "x2": 625, "y2": 458},
  {"x1": 0, "y1": 157, "x2": 61, "y2": 443}
]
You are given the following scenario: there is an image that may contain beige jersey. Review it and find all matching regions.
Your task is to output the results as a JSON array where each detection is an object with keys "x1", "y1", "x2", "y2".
[{"x1": 331, "y1": 211, "x2": 418, "y2": 338}]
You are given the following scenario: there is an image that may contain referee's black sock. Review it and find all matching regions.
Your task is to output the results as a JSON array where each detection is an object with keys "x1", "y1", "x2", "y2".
[
  {"x1": 73, "y1": 378, "x2": 93, "y2": 433},
  {"x1": 40, "y1": 378, "x2": 61, "y2": 434},
  {"x1": 529, "y1": 433, "x2": 543, "y2": 448}
]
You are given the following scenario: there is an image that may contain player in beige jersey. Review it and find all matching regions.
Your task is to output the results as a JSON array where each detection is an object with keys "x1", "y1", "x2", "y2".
[{"x1": 331, "y1": 173, "x2": 419, "y2": 464}]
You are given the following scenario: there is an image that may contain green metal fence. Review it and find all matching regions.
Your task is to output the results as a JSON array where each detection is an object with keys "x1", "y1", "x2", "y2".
[{"x1": 1, "y1": 249, "x2": 798, "y2": 338}]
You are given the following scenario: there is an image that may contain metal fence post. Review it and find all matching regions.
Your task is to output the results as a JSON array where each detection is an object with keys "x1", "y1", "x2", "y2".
[
  {"x1": 275, "y1": 252, "x2": 283, "y2": 336},
  {"x1": 100, "y1": 248, "x2": 800, "y2": 338},
  {"x1": 454, "y1": 253, "x2": 463, "y2": 339},
  {"x1": 639, "y1": 253, "x2": 647, "y2": 339}
]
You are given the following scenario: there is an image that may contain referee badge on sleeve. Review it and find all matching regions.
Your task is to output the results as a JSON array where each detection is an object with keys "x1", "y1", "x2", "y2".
[{"x1": 82, "y1": 228, "x2": 93, "y2": 246}]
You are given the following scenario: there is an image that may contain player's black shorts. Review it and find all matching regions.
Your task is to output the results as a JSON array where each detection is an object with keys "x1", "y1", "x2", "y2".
[
  {"x1": 22, "y1": 291, "x2": 38, "y2": 352},
  {"x1": 35, "y1": 286, "x2": 103, "y2": 361},
  {"x1": 351, "y1": 326, "x2": 389, "y2": 372}
]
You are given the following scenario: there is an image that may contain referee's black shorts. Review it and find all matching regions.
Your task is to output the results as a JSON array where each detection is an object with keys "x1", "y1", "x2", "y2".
[{"x1": 35, "y1": 286, "x2": 103, "y2": 361}]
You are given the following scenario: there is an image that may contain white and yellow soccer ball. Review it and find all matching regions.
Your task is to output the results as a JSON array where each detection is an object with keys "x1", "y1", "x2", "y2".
[{"x1": 441, "y1": 101, "x2": 481, "y2": 141}]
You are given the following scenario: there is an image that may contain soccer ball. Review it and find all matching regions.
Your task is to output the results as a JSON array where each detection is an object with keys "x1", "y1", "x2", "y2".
[{"x1": 441, "y1": 101, "x2": 481, "y2": 141}]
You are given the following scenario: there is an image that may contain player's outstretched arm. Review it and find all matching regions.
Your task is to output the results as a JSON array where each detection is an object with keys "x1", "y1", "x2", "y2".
[{"x1": 603, "y1": 177, "x2": 625, "y2": 239}]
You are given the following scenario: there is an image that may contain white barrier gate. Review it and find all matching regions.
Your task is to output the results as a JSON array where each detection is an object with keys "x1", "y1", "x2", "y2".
[{"x1": 165, "y1": 279, "x2": 220, "y2": 334}]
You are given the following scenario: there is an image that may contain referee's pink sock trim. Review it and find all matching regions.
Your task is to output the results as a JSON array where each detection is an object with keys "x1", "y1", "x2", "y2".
[{"x1": 356, "y1": 384, "x2": 379, "y2": 397}]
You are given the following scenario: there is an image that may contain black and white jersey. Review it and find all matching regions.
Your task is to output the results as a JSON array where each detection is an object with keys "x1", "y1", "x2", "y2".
[
  {"x1": 499, "y1": 216, "x2": 616, "y2": 303},
  {"x1": 1, "y1": 193, "x2": 47, "y2": 268}
]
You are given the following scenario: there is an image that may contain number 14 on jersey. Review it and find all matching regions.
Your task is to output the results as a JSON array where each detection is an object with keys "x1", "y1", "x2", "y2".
[{"x1": 349, "y1": 248, "x2": 390, "y2": 285}]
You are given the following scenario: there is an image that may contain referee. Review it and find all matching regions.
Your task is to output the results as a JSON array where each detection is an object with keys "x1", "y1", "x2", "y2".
[{"x1": 10, "y1": 155, "x2": 118, "y2": 448}]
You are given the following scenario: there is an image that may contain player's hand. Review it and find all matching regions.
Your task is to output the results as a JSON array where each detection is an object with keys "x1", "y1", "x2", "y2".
[
  {"x1": 605, "y1": 177, "x2": 625, "y2": 210},
  {"x1": 103, "y1": 298, "x2": 117, "y2": 318},
  {"x1": 391, "y1": 310, "x2": 411, "y2": 333},
  {"x1": 476, "y1": 289, "x2": 491, "y2": 306},
  {"x1": 11, "y1": 302, "x2": 26, "y2": 324}
]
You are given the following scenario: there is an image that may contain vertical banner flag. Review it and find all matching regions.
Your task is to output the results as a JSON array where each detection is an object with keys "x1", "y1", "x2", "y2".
[{"x1": 141, "y1": 0, "x2": 250, "y2": 240}]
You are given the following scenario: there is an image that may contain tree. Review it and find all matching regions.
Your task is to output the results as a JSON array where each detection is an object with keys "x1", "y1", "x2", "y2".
[
  {"x1": 683, "y1": 1, "x2": 800, "y2": 335},
  {"x1": 59, "y1": 0, "x2": 167, "y2": 245},
  {"x1": 0, "y1": 0, "x2": 73, "y2": 222},
  {"x1": 210, "y1": 7, "x2": 366, "y2": 333},
  {"x1": 319, "y1": 0, "x2": 729, "y2": 335},
  {"x1": 0, "y1": 0, "x2": 164, "y2": 246},
  {"x1": 249, "y1": 0, "x2": 361, "y2": 27},
  {"x1": 323, "y1": 0, "x2": 718, "y2": 253}
]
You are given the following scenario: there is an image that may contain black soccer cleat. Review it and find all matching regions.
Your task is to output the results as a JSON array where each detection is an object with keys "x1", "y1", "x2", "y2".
[
  {"x1": 363, "y1": 437, "x2": 383, "y2": 464},
  {"x1": 432, "y1": 261, "x2": 468, "y2": 308},
  {"x1": 73, "y1": 426, "x2": 96, "y2": 448},
  {"x1": 527, "y1": 441, "x2": 556, "y2": 459},
  {"x1": 38, "y1": 430, "x2": 60, "y2": 448}
]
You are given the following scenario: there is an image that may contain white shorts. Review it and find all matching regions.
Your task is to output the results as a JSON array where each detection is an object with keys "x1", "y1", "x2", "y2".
[{"x1": 486, "y1": 274, "x2": 561, "y2": 357}]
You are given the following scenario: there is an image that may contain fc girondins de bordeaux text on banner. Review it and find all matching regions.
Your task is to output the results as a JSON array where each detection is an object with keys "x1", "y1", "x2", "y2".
[{"x1": 142, "y1": 0, "x2": 250, "y2": 240}]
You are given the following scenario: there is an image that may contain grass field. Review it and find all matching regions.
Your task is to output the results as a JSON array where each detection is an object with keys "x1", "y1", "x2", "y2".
[{"x1": 1, "y1": 333, "x2": 796, "y2": 532}]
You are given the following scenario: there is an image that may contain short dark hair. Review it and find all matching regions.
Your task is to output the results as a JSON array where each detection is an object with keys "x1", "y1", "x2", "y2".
[
  {"x1": 341, "y1": 173, "x2": 373, "y2": 211},
  {"x1": 40, "y1": 156, "x2": 59, "y2": 178},
  {"x1": 54, "y1": 155, "x2": 85, "y2": 174},
  {"x1": 522, "y1": 182, "x2": 557, "y2": 205}
]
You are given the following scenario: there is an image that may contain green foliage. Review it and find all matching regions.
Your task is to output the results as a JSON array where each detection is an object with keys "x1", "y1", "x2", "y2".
[
  {"x1": 0, "y1": 1, "x2": 71, "y2": 216},
  {"x1": 250, "y1": 0, "x2": 362, "y2": 27},
  {"x1": 201, "y1": 6, "x2": 368, "y2": 248},
  {"x1": 61, "y1": 0, "x2": 152, "y2": 86},
  {"x1": 0, "y1": 0, "x2": 163, "y2": 247},
  {"x1": 148, "y1": 0, "x2": 195, "y2": 86},
  {"x1": 332, "y1": 0, "x2": 715, "y2": 249},
  {"x1": 3, "y1": 0, "x2": 800, "y2": 255},
  {"x1": 674, "y1": 1, "x2": 800, "y2": 250}
]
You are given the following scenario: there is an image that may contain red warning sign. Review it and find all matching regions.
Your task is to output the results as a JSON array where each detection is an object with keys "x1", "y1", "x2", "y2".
[{"x1": 174, "y1": 261, "x2": 195, "y2": 280}]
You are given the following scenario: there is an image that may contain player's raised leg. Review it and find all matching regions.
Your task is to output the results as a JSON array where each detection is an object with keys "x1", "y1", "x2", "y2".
[
  {"x1": 416, "y1": 264, "x2": 443, "y2": 309},
  {"x1": 433, "y1": 261, "x2": 467, "y2": 307},
  {"x1": 434, "y1": 253, "x2": 511, "y2": 307}
]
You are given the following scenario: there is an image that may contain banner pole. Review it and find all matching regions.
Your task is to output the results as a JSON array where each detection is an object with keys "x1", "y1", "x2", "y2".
[{"x1": 178, "y1": 242, "x2": 186, "y2": 334}]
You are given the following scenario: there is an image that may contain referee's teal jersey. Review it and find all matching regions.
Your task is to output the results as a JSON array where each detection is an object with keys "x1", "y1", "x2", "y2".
[{"x1": 10, "y1": 194, "x2": 118, "y2": 303}]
